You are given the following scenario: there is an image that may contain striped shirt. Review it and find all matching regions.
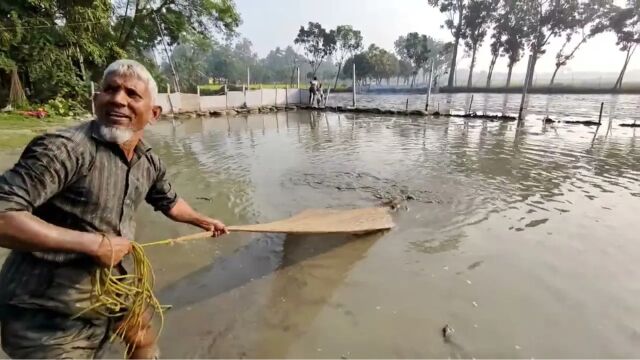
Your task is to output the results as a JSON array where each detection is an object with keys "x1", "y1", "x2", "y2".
[{"x1": 0, "y1": 120, "x2": 178, "y2": 317}]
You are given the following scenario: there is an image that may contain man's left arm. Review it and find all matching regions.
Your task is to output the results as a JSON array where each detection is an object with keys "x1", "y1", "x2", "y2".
[
  {"x1": 145, "y1": 156, "x2": 228, "y2": 237},
  {"x1": 163, "y1": 198, "x2": 227, "y2": 236}
]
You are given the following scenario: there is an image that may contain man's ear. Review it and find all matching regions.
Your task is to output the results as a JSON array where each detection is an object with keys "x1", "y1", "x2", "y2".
[{"x1": 150, "y1": 105, "x2": 162, "y2": 124}]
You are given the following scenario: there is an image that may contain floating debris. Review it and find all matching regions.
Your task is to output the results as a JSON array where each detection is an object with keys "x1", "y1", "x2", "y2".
[
  {"x1": 466, "y1": 279, "x2": 472, "y2": 285},
  {"x1": 472, "y1": 301, "x2": 478, "y2": 307}
]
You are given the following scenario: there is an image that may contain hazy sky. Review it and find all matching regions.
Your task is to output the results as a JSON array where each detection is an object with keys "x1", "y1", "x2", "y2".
[{"x1": 234, "y1": 0, "x2": 638, "y2": 76}]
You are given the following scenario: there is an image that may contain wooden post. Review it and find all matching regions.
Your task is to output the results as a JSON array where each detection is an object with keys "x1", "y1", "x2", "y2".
[
  {"x1": 166, "y1": 83, "x2": 174, "y2": 114},
  {"x1": 90, "y1": 82, "x2": 95, "y2": 116},
  {"x1": 242, "y1": 84, "x2": 246, "y2": 107},
  {"x1": 425, "y1": 61, "x2": 433, "y2": 111},
  {"x1": 224, "y1": 83, "x2": 228, "y2": 110},
  {"x1": 325, "y1": 87, "x2": 331, "y2": 107},
  {"x1": 352, "y1": 63, "x2": 356, "y2": 108},
  {"x1": 274, "y1": 84, "x2": 278, "y2": 106},
  {"x1": 518, "y1": 55, "x2": 534, "y2": 122},
  {"x1": 467, "y1": 94, "x2": 474, "y2": 114},
  {"x1": 286, "y1": 85, "x2": 289, "y2": 107},
  {"x1": 196, "y1": 85, "x2": 201, "y2": 112},
  {"x1": 598, "y1": 102, "x2": 604, "y2": 125},
  {"x1": 405, "y1": 98, "x2": 409, "y2": 112},
  {"x1": 297, "y1": 66, "x2": 300, "y2": 89}
]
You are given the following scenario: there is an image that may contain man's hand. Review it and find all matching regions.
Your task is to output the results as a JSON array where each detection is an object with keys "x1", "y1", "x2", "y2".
[
  {"x1": 165, "y1": 198, "x2": 229, "y2": 237},
  {"x1": 195, "y1": 216, "x2": 229, "y2": 237},
  {"x1": 90, "y1": 234, "x2": 132, "y2": 267}
]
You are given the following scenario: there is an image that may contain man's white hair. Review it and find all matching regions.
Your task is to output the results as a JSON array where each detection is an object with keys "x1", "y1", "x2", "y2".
[{"x1": 102, "y1": 59, "x2": 158, "y2": 105}]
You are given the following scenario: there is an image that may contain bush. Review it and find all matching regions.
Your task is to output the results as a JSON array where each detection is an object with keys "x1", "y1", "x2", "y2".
[{"x1": 44, "y1": 97, "x2": 85, "y2": 117}]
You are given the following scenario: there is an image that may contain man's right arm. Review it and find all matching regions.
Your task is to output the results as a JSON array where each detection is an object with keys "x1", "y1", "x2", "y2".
[{"x1": 0, "y1": 133, "x2": 130, "y2": 266}]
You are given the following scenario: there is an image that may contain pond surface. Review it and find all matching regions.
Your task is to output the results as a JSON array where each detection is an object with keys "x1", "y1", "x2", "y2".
[
  {"x1": 1, "y1": 111, "x2": 640, "y2": 358},
  {"x1": 327, "y1": 92, "x2": 639, "y2": 124}
]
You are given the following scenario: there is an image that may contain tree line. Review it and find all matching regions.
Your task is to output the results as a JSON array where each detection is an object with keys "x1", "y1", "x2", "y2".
[{"x1": 428, "y1": 0, "x2": 640, "y2": 89}]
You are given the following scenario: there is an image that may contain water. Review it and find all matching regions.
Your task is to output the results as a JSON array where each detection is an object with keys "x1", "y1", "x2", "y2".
[
  {"x1": 327, "y1": 92, "x2": 639, "y2": 124},
  {"x1": 1, "y1": 110, "x2": 640, "y2": 357}
]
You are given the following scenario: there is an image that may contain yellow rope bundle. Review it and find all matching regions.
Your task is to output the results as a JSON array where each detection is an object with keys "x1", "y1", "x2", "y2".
[{"x1": 73, "y1": 237, "x2": 168, "y2": 357}]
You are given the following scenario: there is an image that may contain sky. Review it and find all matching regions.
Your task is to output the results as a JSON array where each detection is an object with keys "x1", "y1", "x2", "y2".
[{"x1": 233, "y1": 0, "x2": 639, "y2": 77}]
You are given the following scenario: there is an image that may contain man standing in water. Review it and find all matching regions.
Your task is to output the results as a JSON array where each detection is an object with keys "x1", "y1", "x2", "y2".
[{"x1": 0, "y1": 59, "x2": 228, "y2": 359}]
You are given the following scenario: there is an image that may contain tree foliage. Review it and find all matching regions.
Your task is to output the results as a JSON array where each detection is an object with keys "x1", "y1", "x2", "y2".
[
  {"x1": 0, "y1": 0, "x2": 241, "y2": 106},
  {"x1": 462, "y1": 0, "x2": 497, "y2": 86},
  {"x1": 294, "y1": 22, "x2": 337, "y2": 77},
  {"x1": 427, "y1": 0, "x2": 468, "y2": 87}
]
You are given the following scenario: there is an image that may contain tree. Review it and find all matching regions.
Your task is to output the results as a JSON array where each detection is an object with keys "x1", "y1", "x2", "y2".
[
  {"x1": 366, "y1": 44, "x2": 399, "y2": 84},
  {"x1": 499, "y1": 0, "x2": 530, "y2": 87},
  {"x1": 332, "y1": 25, "x2": 363, "y2": 89},
  {"x1": 549, "y1": 0, "x2": 612, "y2": 85},
  {"x1": 294, "y1": 22, "x2": 337, "y2": 78},
  {"x1": 602, "y1": 1, "x2": 640, "y2": 89},
  {"x1": 394, "y1": 33, "x2": 431, "y2": 87},
  {"x1": 166, "y1": 37, "x2": 214, "y2": 92},
  {"x1": 343, "y1": 53, "x2": 371, "y2": 86},
  {"x1": 113, "y1": 0, "x2": 240, "y2": 56},
  {"x1": 522, "y1": 0, "x2": 581, "y2": 87},
  {"x1": 428, "y1": 0, "x2": 468, "y2": 87},
  {"x1": 462, "y1": 0, "x2": 498, "y2": 87}
]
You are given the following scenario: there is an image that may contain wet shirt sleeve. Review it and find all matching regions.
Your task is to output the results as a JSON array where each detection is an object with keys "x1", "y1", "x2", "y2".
[
  {"x1": 145, "y1": 155, "x2": 178, "y2": 213},
  {"x1": 0, "y1": 134, "x2": 85, "y2": 213}
]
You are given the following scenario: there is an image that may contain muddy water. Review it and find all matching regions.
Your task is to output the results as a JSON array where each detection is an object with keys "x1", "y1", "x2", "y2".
[
  {"x1": 2, "y1": 111, "x2": 640, "y2": 357},
  {"x1": 328, "y1": 92, "x2": 639, "y2": 124}
]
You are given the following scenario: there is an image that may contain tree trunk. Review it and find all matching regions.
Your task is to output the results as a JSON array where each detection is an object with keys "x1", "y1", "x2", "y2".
[
  {"x1": 447, "y1": 13, "x2": 463, "y2": 87},
  {"x1": 527, "y1": 51, "x2": 538, "y2": 88},
  {"x1": 486, "y1": 54, "x2": 498, "y2": 88},
  {"x1": 506, "y1": 62, "x2": 515, "y2": 87},
  {"x1": 333, "y1": 62, "x2": 343, "y2": 90},
  {"x1": 614, "y1": 45, "x2": 637, "y2": 89},
  {"x1": 549, "y1": 65, "x2": 560, "y2": 86},
  {"x1": 467, "y1": 45, "x2": 477, "y2": 87}
]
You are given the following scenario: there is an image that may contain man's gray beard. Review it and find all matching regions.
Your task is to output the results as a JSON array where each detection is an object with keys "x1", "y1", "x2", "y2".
[{"x1": 96, "y1": 123, "x2": 134, "y2": 144}]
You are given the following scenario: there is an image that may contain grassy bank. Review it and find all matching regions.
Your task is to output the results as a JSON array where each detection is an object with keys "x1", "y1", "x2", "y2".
[{"x1": 0, "y1": 113, "x2": 81, "y2": 150}]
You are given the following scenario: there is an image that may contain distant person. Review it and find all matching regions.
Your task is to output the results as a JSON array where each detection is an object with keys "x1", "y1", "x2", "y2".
[
  {"x1": 309, "y1": 76, "x2": 319, "y2": 106},
  {"x1": 316, "y1": 83, "x2": 324, "y2": 107}
]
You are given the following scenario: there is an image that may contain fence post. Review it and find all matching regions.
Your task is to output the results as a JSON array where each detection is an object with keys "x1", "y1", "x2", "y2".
[
  {"x1": 242, "y1": 85, "x2": 246, "y2": 107},
  {"x1": 167, "y1": 83, "x2": 170, "y2": 94},
  {"x1": 247, "y1": 67, "x2": 250, "y2": 89},
  {"x1": 325, "y1": 87, "x2": 331, "y2": 107},
  {"x1": 468, "y1": 94, "x2": 474, "y2": 114},
  {"x1": 260, "y1": 84, "x2": 263, "y2": 107},
  {"x1": 274, "y1": 84, "x2": 278, "y2": 107},
  {"x1": 90, "y1": 81, "x2": 95, "y2": 116},
  {"x1": 598, "y1": 102, "x2": 604, "y2": 125},
  {"x1": 352, "y1": 63, "x2": 356, "y2": 108},
  {"x1": 224, "y1": 83, "x2": 228, "y2": 110},
  {"x1": 297, "y1": 67, "x2": 300, "y2": 89},
  {"x1": 286, "y1": 85, "x2": 289, "y2": 107},
  {"x1": 518, "y1": 54, "x2": 534, "y2": 122},
  {"x1": 197, "y1": 85, "x2": 201, "y2": 112},
  {"x1": 425, "y1": 61, "x2": 433, "y2": 112}
]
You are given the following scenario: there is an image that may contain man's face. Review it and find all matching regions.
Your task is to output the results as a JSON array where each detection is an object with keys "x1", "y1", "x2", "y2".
[{"x1": 94, "y1": 73, "x2": 160, "y2": 138}]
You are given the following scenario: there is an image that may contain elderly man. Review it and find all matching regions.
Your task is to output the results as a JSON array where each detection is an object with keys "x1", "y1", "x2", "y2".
[{"x1": 0, "y1": 59, "x2": 227, "y2": 359}]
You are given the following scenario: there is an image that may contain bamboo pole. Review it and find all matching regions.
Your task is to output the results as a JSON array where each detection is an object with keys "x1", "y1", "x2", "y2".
[
  {"x1": 518, "y1": 55, "x2": 534, "y2": 122},
  {"x1": 598, "y1": 102, "x2": 604, "y2": 125},
  {"x1": 352, "y1": 63, "x2": 356, "y2": 107},
  {"x1": 425, "y1": 61, "x2": 433, "y2": 111}
]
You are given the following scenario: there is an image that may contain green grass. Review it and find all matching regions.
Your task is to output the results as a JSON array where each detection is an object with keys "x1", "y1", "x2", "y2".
[{"x1": 0, "y1": 112, "x2": 81, "y2": 150}]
